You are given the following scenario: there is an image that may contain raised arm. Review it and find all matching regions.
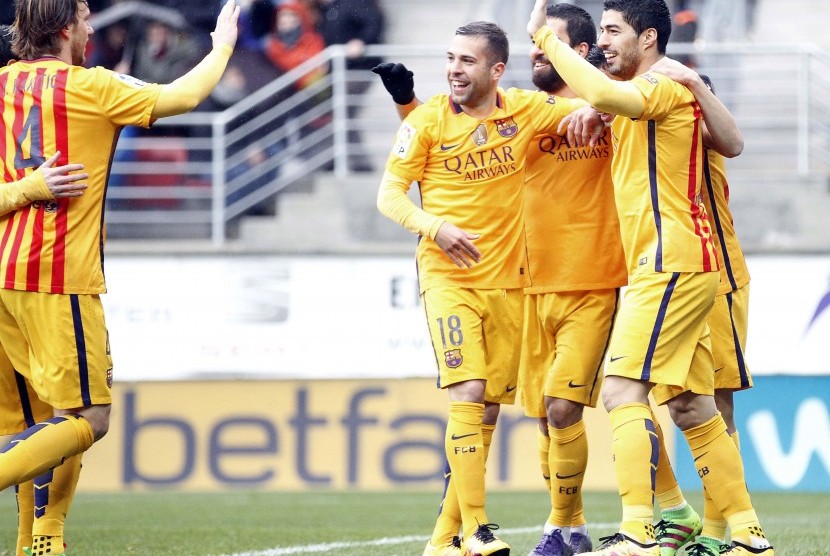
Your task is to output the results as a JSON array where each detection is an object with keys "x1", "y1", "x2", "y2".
[
  {"x1": 649, "y1": 57, "x2": 744, "y2": 157},
  {"x1": 372, "y1": 63, "x2": 422, "y2": 120},
  {"x1": 151, "y1": 0, "x2": 240, "y2": 118},
  {"x1": 527, "y1": 0, "x2": 645, "y2": 118}
]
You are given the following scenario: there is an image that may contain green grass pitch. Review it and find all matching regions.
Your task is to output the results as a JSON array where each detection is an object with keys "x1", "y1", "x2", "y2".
[{"x1": 1, "y1": 489, "x2": 828, "y2": 555}]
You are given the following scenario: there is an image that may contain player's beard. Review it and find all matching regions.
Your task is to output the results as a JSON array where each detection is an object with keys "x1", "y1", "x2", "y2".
[
  {"x1": 605, "y1": 47, "x2": 640, "y2": 81},
  {"x1": 532, "y1": 63, "x2": 566, "y2": 94}
]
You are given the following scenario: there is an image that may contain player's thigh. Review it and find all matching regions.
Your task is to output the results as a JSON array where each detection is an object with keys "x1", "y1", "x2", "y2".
[
  {"x1": 543, "y1": 289, "x2": 619, "y2": 408},
  {"x1": 710, "y1": 284, "x2": 752, "y2": 391},
  {"x1": 0, "y1": 350, "x2": 52, "y2": 435},
  {"x1": 519, "y1": 293, "x2": 553, "y2": 418},
  {"x1": 481, "y1": 288, "x2": 524, "y2": 404},
  {"x1": 422, "y1": 287, "x2": 488, "y2": 390},
  {"x1": 0, "y1": 290, "x2": 113, "y2": 410},
  {"x1": 606, "y1": 271, "x2": 718, "y2": 389}
]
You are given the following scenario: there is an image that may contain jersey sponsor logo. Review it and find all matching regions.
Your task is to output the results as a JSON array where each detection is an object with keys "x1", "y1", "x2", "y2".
[
  {"x1": 443, "y1": 146, "x2": 517, "y2": 181},
  {"x1": 393, "y1": 122, "x2": 417, "y2": 159},
  {"x1": 494, "y1": 116, "x2": 518, "y2": 138},
  {"x1": 537, "y1": 132, "x2": 611, "y2": 162},
  {"x1": 444, "y1": 348, "x2": 463, "y2": 368},
  {"x1": 114, "y1": 73, "x2": 149, "y2": 88},
  {"x1": 440, "y1": 142, "x2": 461, "y2": 151},
  {"x1": 472, "y1": 123, "x2": 487, "y2": 146},
  {"x1": 546, "y1": 94, "x2": 556, "y2": 105}
]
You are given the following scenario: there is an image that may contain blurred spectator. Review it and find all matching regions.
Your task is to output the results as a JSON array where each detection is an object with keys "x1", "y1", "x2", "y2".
[
  {"x1": 87, "y1": 21, "x2": 129, "y2": 69},
  {"x1": 198, "y1": 49, "x2": 289, "y2": 215},
  {"x1": 264, "y1": 2, "x2": 326, "y2": 89},
  {"x1": 0, "y1": 3, "x2": 13, "y2": 26},
  {"x1": 126, "y1": 21, "x2": 203, "y2": 84},
  {"x1": 670, "y1": 0, "x2": 698, "y2": 67},
  {"x1": 316, "y1": 0, "x2": 385, "y2": 172},
  {"x1": 238, "y1": 0, "x2": 276, "y2": 50},
  {"x1": 146, "y1": 0, "x2": 222, "y2": 37}
]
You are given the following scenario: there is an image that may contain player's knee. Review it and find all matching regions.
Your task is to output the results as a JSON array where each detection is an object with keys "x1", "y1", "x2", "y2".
[
  {"x1": 79, "y1": 405, "x2": 112, "y2": 441},
  {"x1": 546, "y1": 397, "x2": 583, "y2": 428}
]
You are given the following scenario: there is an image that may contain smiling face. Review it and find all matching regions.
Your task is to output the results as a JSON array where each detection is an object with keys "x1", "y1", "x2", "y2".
[
  {"x1": 446, "y1": 33, "x2": 502, "y2": 114},
  {"x1": 529, "y1": 17, "x2": 570, "y2": 94},
  {"x1": 598, "y1": 9, "x2": 642, "y2": 80}
]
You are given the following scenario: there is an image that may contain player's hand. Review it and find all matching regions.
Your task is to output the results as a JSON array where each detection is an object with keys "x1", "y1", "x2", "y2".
[
  {"x1": 558, "y1": 106, "x2": 605, "y2": 148},
  {"x1": 371, "y1": 63, "x2": 415, "y2": 105},
  {"x1": 434, "y1": 222, "x2": 481, "y2": 269},
  {"x1": 648, "y1": 56, "x2": 698, "y2": 87},
  {"x1": 39, "y1": 152, "x2": 88, "y2": 199},
  {"x1": 211, "y1": 0, "x2": 240, "y2": 51},
  {"x1": 527, "y1": 0, "x2": 547, "y2": 40}
]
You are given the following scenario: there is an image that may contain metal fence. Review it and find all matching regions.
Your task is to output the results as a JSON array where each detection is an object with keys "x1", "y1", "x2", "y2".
[{"x1": 104, "y1": 42, "x2": 830, "y2": 250}]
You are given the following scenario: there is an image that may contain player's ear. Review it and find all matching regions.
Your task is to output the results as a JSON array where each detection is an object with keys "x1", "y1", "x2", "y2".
[
  {"x1": 641, "y1": 27, "x2": 658, "y2": 50},
  {"x1": 491, "y1": 61, "x2": 506, "y2": 80}
]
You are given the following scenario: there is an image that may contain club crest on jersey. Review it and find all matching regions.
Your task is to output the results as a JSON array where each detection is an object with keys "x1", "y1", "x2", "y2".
[
  {"x1": 495, "y1": 117, "x2": 518, "y2": 138},
  {"x1": 472, "y1": 123, "x2": 488, "y2": 146},
  {"x1": 444, "y1": 348, "x2": 463, "y2": 368},
  {"x1": 394, "y1": 122, "x2": 417, "y2": 159}
]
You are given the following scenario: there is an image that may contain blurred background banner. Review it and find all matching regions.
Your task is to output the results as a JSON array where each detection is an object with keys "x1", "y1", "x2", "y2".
[{"x1": 103, "y1": 254, "x2": 830, "y2": 381}]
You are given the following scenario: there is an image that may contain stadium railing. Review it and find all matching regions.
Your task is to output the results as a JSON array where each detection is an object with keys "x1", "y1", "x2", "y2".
[{"x1": 104, "y1": 42, "x2": 830, "y2": 249}]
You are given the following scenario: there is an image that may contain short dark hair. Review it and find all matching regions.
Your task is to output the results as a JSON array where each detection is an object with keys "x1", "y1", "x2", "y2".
[
  {"x1": 604, "y1": 0, "x2": 672, "y2": 54},
  {"x1": 586, "y1": 44, "x2": 607, "y2": 69},
  {"x1": 0, "y1": 25, "x2": 14, "y2": 66},
  {"x1": 546, "y1": 3, "x2": 597, "y2": 48},
  {"x1": 455, "y1": 21, "x2": 509, "y2": 66},
  {"x1": 13, "y1": 0, "x2": 85, "y2": 60}
]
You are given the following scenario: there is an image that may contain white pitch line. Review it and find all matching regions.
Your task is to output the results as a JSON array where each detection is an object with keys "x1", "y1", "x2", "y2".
[{"x1": 220, "y1": 523, "x2": 621, "y2": 556}]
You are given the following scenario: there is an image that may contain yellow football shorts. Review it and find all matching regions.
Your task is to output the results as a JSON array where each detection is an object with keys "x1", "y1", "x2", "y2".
[
  {"x1": 0, "y1": 347, "x2": 53, "y2": 435},
  {"x1": 709, "y1": 283, "x2": 752, "y2": 391},
  {"x1": 422, "y1": 286, "x2": 524, "y2": 404},
  {"x1": 519, "y1": 289, "x2": 619, "y2": 418},
  {"x1": 605, "y1": 271, "x2": 719, "y2": 405},
  {"x1": 0, "y1": 290, "x2": 113, "y2": 410}
]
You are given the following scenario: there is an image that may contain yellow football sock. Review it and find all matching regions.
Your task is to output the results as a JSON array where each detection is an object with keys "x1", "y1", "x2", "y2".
[
  {"x1": 0, "y1": 416, "x2": 94, "y2": 490},
  {"x1": 33, "y1": 454, "x2": 82, "y2": 540},
  {"x1": 653, "y1": 416, "x2": 687, "y2": 511},
  {"x1": 430, "y1": 423, "x2": 495, "y2": 546},
  {"x1": 16, "y1": 480, "x2": 35, "y2": 556},
  {"x1": 682, "y1": 414, "x2": 765, "y2": 544},
  {"x1": 538, "y1": 427, "x2": 551, "y2": 492},
  {"x1": 547, "y1": 420, "x2": 587, "y2": 528},
  {"x1": 701, "y1": 431, "x2": 739, "y2": 541},
  {"x1": 446, "y1": 402, "x2": 487, "y2": 539},
  {"x1": 609, "y1": 403, "x2": 658, "y2": 543}
]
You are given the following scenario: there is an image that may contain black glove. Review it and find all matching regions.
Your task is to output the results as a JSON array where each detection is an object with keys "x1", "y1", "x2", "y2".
[{"x1": 371, "y1": 62, "x2": 415, "y2": 105}]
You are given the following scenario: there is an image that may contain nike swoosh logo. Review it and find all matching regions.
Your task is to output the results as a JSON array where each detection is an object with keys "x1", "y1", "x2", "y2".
[
  {"x1": 440, "y1": 143, "x2": 461, "y2": 151},
  {"x1": 714, "y1": 366, "x2": 725, "y2": 373},
  {"x1": 694, "y1": 451, "x2": 709, "y2": 462},
  {"x1": 505, "y1": 385, "x2": 517, "y2": 392},
  {"x1": 609, "y1": 355, "x2": 627, "y2": 362},
  {"x1": 568, "y1": 380, "x2": 588, "y2": 388},
  {"x1": 451, "y1": 433, "x2": 476, "y2": 440},
  {"x1": 555, "y1": 471, "x2": 583, "y2": 479}
]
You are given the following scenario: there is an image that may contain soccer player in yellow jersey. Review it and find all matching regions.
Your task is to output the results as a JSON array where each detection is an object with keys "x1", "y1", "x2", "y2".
[
  {"x1": 0, "y1": 2, "x2": 240, "y2": 555},
  {"x1": 528, "y1": 1, "x2": 773, "y2": 555},
  {"x1": 377, "y1": 20, "x2": 595, "y2": 556},
  {"x1": 1, "y1": 26, "x2": 90, "y2": 556},
  {"x1": 640, "y1": 62, "x2": 756, "y2": 556}
]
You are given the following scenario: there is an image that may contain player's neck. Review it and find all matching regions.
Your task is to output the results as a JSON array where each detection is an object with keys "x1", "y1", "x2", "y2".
[
  {"x1": 460, "y1": 90, "x2": 498, "y2": 119},
  {"x1": 554, "y1": 85, "x2": 576, "y2": 99}
]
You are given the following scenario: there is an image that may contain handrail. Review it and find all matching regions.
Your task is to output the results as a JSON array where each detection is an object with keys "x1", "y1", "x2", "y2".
[{"x1": 105, "y1": 41, "x2": 830, "y2": 251}]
